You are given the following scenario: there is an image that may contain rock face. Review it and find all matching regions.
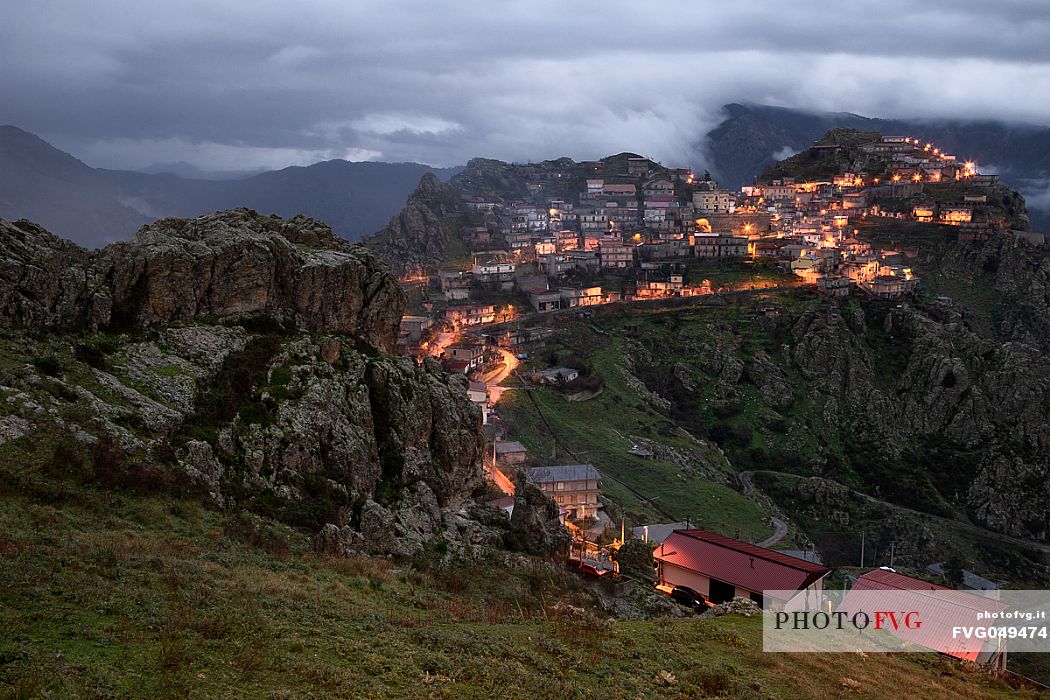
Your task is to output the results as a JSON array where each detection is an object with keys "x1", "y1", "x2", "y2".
[
  {"x1": 0, "y1": 211, "x2": 497, "y2": 559},
  {"x1": 627, "y1": 296, "x2": 1050, "y2": 545},
  {"x1": 362, "y1": 174, "x2": 468, "y2": 276},
  {"x1": 0, "y1": 210, "x2": 404, "y2": 352},
  {"x1": 0, "y1": 219, "x2": 110, "y2": 329},
  {"x1": 933, "y1": 235, "x2": 1050, "y2": 353},
  {"x1": 102, "y1": 211, "x2": 403, "y2": 350},
  {"x1": 506, "y1": 473, "x2": 570, "y2": 555}
]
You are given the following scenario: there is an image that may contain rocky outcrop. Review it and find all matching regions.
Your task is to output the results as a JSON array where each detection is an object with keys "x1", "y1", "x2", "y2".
[
  {"x1": 0, "y1": 219, "x2": 110, "y2": 329},
  {"x1": 506, "y1": 473, "x2": 570, "y2": 555},
  {"x1": 190, "y1": 336, "x2": 486, "y2": 557},
  {"x1": 0, "y1": 210, "x2": 404, "y2": 352},
  {"x1": 101, "y1": 210, "x2": 403, "y2": 350},
  {"x1": 746, "y1": 351, "x2": 793, "y2": 409},
  {"x1": 362, "y1": 174, "x2": 468, "y2": 276},
  {"x1": 788, "y1": 303, "x2": 1050, "y2": 540},
  {"x1": 0, "y1": 211, "x2": 496, "y2": 559}
]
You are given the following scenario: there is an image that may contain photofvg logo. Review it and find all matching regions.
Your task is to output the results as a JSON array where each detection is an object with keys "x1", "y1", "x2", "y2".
[
  {"x1": 761, "y1": 589, "x2": 1050, "y2": 656},
  {"x1": 773, "y1": 609, "x2": 922, "y2": 633}
]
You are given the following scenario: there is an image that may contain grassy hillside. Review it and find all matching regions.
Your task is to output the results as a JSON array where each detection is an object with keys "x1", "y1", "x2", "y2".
[
  {"x1": 0, "y1": 472, "x2": 1034, "y2": 699},
  {"x1": 499, "y1": 337, "x2": 772, "y2": 542},
  {"x1": 496, "y1": 291, "x2": 1050, "y2": 586}
]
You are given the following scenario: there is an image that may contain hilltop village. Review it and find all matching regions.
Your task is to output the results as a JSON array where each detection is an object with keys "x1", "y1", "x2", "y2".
[
  {"x1": 397, "y1": 132, "x2": 1033, "y2": 358},
  {"x1": 382, "y1": 132, "x2": 1041, "y2": 650}
]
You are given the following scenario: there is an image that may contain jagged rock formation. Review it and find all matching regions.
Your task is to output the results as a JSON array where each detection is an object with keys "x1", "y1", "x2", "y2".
[
  {"x1": 506, "y1": 473, "x2": 570, "y2": 555},
  {"x1": 0, "y1": 210, "x2": 517, "y2": 559},
  {"x1": 362, "y1": 173, "x2": 468, "y2": 276},
  {"x1": 100, "y1": 211, "x2": 404, "y2": 349},
  {"x1": 0, "y1": 209, "x2": 404, "y2": 350}
]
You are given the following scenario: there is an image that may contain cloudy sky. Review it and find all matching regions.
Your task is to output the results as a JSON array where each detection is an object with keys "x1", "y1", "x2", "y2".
[{"x1": 2, "y1": 1, "x2": 1049, "y2": 172}]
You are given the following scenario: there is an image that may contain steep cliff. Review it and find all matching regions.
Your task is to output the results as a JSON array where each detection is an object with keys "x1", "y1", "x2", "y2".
[
  {"x1": 929, "y1": 234, "x2": 1050, "y2": 353},
  {"x1": 362, "y1": 173, "x2": 469, "y2": 275}
]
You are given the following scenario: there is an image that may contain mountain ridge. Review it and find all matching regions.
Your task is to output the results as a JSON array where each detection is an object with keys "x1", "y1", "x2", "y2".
[{"x1": 0, "y1": 125, "x2": 460, "y2": 247}]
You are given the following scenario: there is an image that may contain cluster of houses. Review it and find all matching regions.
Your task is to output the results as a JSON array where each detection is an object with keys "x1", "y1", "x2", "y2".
[{"x1": 396, "y1": 137, "x2": 1015, "y2": 357}]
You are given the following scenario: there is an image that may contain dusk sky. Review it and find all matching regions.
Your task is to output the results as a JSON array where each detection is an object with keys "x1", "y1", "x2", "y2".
[{"x1": 3, "y1": 0, "x2": 1049, "y2": 172}]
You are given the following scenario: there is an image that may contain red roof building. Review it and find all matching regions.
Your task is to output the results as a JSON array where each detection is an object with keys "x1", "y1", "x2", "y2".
[
  {"x1": 654, "y1": 529, "x2": 830, "y2": 607},
  {"x1": 840, "y1": 570, "x2": 1008, "y2": 665}
]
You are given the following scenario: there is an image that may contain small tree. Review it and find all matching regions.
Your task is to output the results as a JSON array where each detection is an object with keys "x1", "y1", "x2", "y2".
[{"x1": 943, "y1": 555, "x2": 965, "y2": 589}]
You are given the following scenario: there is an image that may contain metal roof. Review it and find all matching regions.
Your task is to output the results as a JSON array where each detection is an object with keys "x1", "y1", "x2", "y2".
[
  {"x1": 654, "y1": 530, "x2": 830, "y2": 594},
  {"x1": 526, "y1": 464, "x2": 601, "y2": 483},
  {"x1": 854, "y1": 569, "x2": 949, "y2": 592},
  {"x1": 927, "y1": 563, "x2": 1000, "y2": 591},
  {"x1": 494, "y1": 441, "x2": 527, "y2": 455},
  {"x1": 631, "y1": 522, "x2": 690, "y2": 545},
  {"x1": 843, "y1": 570, "x2": 1008, "y2": 662}
]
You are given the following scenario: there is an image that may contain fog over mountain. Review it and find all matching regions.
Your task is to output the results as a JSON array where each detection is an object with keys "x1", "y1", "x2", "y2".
[{"x1": 2, "y1": 1, "x2": 1049, "y2": 176}]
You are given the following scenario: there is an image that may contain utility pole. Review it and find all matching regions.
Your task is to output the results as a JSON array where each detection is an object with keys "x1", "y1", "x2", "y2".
[
  {"x1": 890, "y1": 541, "x2": 895, "y2": 569},
  {"x1": 860, "y1": 531, "x2": 866, "y2": 568}
]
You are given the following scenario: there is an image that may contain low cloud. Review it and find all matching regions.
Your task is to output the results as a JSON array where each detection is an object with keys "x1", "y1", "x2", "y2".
[
  {"x1": 2, "y1": 1, "x2": 1049, "y2": 172},
  {"x1": 76, "y1": 137, "x2": 382, "y2": 172}
]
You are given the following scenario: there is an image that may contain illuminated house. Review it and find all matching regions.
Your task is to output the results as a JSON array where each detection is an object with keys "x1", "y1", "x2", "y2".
[
  {"x1": 598, "y1": 241, "x2": 634, "y2": 269},
  {"x1": 445, "y1": 342, "x2": 485, "y2": 370},
  {"x1": 863, "y1": 274, "x2": 918, "y2": 299},
  {"x1": 913, "y1": 203, "x2": 936, "y2": 223},
  {"x1": 693, "y1": 189, "x2": 736, "y2": 214},
  {"x1": 443, "y1": 304, "x2": 496, "y2": 326},
  {"x1": 941, "y1": 206, "x2": 973, "y2": 224},
  {"x1": 654, "y1": 530, "x2": 830, "y2": 608},
  {"x1": 526, "y1": 464, "x2": 602, "y2": 520},
  {"x1": 559, "y1": 286, "x2": 604, "y2": 308}
]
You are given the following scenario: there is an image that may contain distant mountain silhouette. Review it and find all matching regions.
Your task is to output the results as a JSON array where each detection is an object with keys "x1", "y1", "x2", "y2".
[
  {"x1": 701, "y1": 103, "x2": 1050, "y2": 231},
  {"x1": 0, "y1": 126, "x2": 154, "y2": 247},
  {"x1": 0, "y1": 125, "x2": 460, "y2": 247}
]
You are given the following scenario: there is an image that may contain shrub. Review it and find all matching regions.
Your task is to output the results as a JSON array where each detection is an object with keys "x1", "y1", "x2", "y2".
[
  {"x1": 223, "y1": 511, "x2": 291, "y2": 560},
  {"x1": 686, "y1": 667, "x2": 732, "y2": 696},
  {"x1": 74, "y1": 342, "x2": 109, "y2": 371},
  {"x1": 32, "y1": 355, "x2": 63, "y2": 378},
  {"x1": 47, "y1": 436, "x2": 87, "y2": 478}
]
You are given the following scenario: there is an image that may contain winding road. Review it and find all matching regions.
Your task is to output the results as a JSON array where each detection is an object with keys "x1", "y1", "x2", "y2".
[
  {"x1": 747, "y1": 469, "x2": 1050, "y2": 561},
  {"x1": 738, "y1": 471, "x2": 789, "y2": 547},
  {"x1": 757, "y1": 517, "x2": 789, "y2": 548}
]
